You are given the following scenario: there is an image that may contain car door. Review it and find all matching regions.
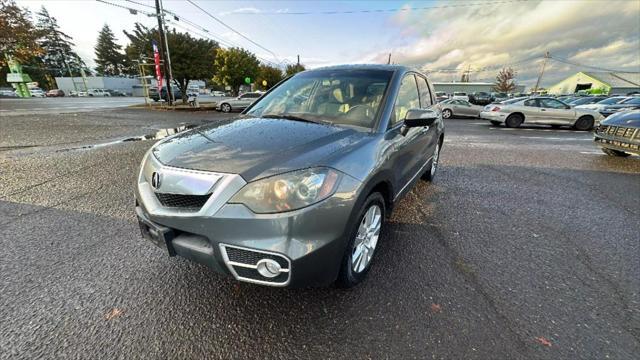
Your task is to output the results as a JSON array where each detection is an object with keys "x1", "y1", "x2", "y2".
[
  {"x1": 538, "y1": 98, "x2": 574, "y2": 125},
  {"x1": 457, "y1": 100, "x2": 475, "y2": 116},
  {"x1": 386, "y1": 74, "x2": 429, "y2": 194},
  {"x1": 520, "y1": 98, "x2": 541, "y2": 122}
]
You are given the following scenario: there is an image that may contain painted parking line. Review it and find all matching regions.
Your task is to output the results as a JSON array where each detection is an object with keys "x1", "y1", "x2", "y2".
[
  {"x1": 579, "y1": 151, "x2": 604, "y2": 155},
  {"x1": 519, "y1": 136, "x2": 591, "y2": 141}
]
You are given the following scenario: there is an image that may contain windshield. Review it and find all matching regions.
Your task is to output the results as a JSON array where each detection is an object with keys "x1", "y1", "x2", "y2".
[
  {"x1": 501, "y1": 96, "x2": 527, "y2": 104},
  {"x1": 597, "y1": 97, "x2": 627, "y2": 105},
  {"x1": 621, "y1": 97, "x2": 640, "y2": 105},
  {"x1": 570, "y1": 97, "x2": 600, "y2": 105},
  {"x1": 246, "y1": 69, "x2": 393, "y2": 129}
]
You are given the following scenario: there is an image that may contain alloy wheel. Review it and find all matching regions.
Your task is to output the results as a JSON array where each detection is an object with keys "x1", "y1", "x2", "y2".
[
  {"x1": 352, "y1": 204, "x2": 382, "y2": 273},
  {"x1": 430, "y1": 144, "x2": 440, "y2": 177},
  {"x1": 443, "y1": 109, "x2": 452, "y2": 119}
]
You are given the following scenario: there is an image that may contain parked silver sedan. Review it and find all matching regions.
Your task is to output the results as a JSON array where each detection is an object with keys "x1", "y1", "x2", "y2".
[
  {"x1": 441, "y1": 99, "x2": 483, "y2": 119},
  {"x1": 216, "y1": 92, "x2": 262, "y2": 112},
  {"x1": 480, "y1": 97, "x2": 604, "y2": 130}
]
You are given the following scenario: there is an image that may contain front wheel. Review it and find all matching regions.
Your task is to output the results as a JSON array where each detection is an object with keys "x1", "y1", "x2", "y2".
[
  {"x1": 336, "y1": 192, "x2": 385, "y2": 288},
  {"x1": 220, "y1": 103, "x2": 232, "y2": 113},
  {"x1": 574, "y1": 116, "x2": 594, "y2": 131},
  {"x1": 602, "y1": 148, "x2": 630, "y2": 157},
  {"x1": 442, "y1": 109, "x2": 452, "y2": 119}
]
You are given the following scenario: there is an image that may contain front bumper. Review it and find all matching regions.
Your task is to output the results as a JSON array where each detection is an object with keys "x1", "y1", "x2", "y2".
[
  {"x1": 480, "y1": 111, "x2": 505, "y2": 122},
  {"x1": 594, "y1": 125, "x2": 640, "y2": 155},
  {"x1": 135, "y1": 155, "x2": 362, "y2": 287}
]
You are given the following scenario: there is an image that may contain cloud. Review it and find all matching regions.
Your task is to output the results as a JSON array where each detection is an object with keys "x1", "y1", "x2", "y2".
[
  {"x1": 218, "y1": 7, "x2": 262, "y2": 16},
  {"x1": 365, "y1": 0, "x2": 640, "y2": 87}
]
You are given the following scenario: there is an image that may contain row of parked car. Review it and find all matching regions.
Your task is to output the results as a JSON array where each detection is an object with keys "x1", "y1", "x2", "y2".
[{"x1": 0, "y1": 87, "x2": 128, "y2": 98}]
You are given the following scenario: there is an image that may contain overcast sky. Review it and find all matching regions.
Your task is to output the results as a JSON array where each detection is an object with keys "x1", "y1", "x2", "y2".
[{"x1": 18, "y1": 0, "x2": 640, "y2": 88}]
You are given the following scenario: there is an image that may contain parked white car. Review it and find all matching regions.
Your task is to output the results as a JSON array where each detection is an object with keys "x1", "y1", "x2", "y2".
[
  {"x1": 87, "y1": 88, "x2": 110, "y2": 97},
  {"x1": 451, "y1": 92, "x2": 469, "y2": 101},
  {"x1": 211, "y1": 91, "x2": 226, "y2": 97},
  {"x1": 29, "y1": 88, "x2": 46, "y2": 97}
]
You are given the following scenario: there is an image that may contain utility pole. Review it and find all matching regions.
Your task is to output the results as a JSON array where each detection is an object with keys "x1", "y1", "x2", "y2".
[
  {"x1": 297, "y1": 54, "x2": 300, "y2": 66},
  {"x1": 534, "y1": 51, "x2": 549, "y2": 94},
  {"x1": 155, "y1": 0, "x2": 173, "y2": 105},
  {"x1": 387, "y1": 53, "x2": 391, "y2": 65}
]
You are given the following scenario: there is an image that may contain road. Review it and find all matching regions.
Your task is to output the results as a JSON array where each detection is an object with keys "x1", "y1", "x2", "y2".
[{"x1": 1, "y1": 109, "x2": 638, "y2": 359}]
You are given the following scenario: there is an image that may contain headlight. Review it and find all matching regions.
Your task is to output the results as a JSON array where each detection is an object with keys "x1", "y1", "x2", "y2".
[{"x1": 229, "y1": 168, "x2": 341, "y2": 213}]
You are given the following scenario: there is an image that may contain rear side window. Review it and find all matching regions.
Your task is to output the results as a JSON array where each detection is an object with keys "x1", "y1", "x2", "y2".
[
  {"x1": 524, "y1": 99, "x2": 538, "y2": 107},
  {"x1": 392, "y1": 75, "x2": 420, "y2": 127},
  {"x1": 416, "y1": 76, "x2": 433, "y2": 108}
]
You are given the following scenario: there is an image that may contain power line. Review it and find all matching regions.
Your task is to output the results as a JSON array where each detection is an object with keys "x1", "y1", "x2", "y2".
[
  {"x1": 548, "y1": 55, "x2": 640, "y2": 74},
  {"x1": 186, "y1": 0, "x2": 279, "y2": 61},
  {"x1": 222, "y1": 0, "x2": 526, "y2": 16},
  {"x1": 96, "y1": 0, "x2": 154, "y2": 16}
]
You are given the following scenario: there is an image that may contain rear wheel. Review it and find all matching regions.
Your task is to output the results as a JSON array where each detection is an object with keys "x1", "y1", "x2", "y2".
[
  {"x1": 574, "y1": 116, "x2": 594, "y2": 131},
  {"x1": 602, "y1": 148, "x2": 630, "y2": 157},
  {"x1": 442, "y1": 109, "x2": 452, "y2": 119},
  {"x1": 220, "y1": 103, "x2": 232, "y2": 113},
  {"x1": 336, "y1": 192, "x2": 385, "y2": 288},
  {"x1": 505, "y1": 114, "x2": 523, "y2": 128},
  {"x1": 490, "y1": 120, "x2": 501, "y2": 126}
]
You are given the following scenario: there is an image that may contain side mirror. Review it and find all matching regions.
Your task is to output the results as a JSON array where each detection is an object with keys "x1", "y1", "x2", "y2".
[
  {"x1": 401, "y1": 109, "x2": 438, "y2": 135},
  {"x1": 404, "y1": 109, "x2": 438, "y2": 127}
]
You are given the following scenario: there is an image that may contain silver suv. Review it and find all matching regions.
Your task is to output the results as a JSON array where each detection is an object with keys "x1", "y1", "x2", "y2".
[{"x1": 136, "y1": 65, "x2": 444, "y2": 287}]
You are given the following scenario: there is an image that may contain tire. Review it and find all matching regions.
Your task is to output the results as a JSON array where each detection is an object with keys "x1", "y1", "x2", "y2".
[
  {"x1": 422, "y1": 137, "x2": 442, "y2": 182},
  {"x1": 505, "y1": 113, "x2": 523, "y2": 128},
  {"x1": 442, "y1": 109, "x2": 452, "y2": 119},
  {"x1": 490, "y1": 120, "x2": 501, "y2": 126},
  {"x1": 574, "y1": 116, "x2": 594, "y2": 131},
  {"x1": 602, "y1": 148, "x2": 630, "y2": 157},
  {"x1": 336, "y1": 192, "x2": 385, "y2": 288},
  {"x1": 220, "y1": 103, "x2": 232, "y2": 113}
]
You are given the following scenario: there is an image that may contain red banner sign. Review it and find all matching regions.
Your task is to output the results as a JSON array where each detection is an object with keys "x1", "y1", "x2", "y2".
[{"x1": 152, "y1": 40, "x2": 162, "y2": 91}]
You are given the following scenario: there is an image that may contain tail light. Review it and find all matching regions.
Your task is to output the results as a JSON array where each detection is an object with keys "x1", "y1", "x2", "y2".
[{"x1": 491, "y1": 106, "x2": 501, "y2": 112}]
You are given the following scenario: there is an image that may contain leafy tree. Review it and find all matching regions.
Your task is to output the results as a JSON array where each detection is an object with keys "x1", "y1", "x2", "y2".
[
  {"x1": 94, "y1": 24, "x2": 126, "y2": 76},
  {"x1": 256, "y1": 64, "x2": 283, "y2": 90},
  {"x1": 285, "y1": 63, "x2": 305, "y2": 77},
  {"x1": 213, "y1": 47, "x2": 260, "y2": 95},
  {"x1": 0, "y1": 0, "x2": 42, "y2": 67},
  {"x1": 493, "y1": 67, "x2": 517, "y2": 93},
  {"x1": 35, "y1": 6, "x2": 86, "y2": 78},
  {"x1": 123, "y1": 23, "x2": 219, "y2": 103}
]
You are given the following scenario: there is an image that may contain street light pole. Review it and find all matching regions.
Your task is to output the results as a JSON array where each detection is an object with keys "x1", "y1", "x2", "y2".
[{"x1": 155, "y1": 0, "x2": 173, "y2": 105}]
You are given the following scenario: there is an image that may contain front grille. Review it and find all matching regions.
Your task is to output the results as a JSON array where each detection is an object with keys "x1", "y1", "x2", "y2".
[
  {"x1": 225, "y1": 246, "x2": 289, "y2": 269},
  {"x1": 155, "y1": 193, "x2": 211, "y2": 210},
  {"x1": 600, "y1": 125, "x2": 638, "y2": 140}
]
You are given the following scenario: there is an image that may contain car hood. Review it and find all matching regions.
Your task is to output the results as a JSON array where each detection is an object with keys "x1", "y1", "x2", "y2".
[
  {"x1": 601, "y1": 110, "x2": 640, "y2": 126},
  {"x1": 151, "y1": 117, "x2": 371, "y2": 181}
]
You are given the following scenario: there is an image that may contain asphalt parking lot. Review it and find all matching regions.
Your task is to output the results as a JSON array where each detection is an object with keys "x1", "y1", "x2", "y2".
[{"x1": 1, "y1": 107, "x2": 638, "y2": 359}]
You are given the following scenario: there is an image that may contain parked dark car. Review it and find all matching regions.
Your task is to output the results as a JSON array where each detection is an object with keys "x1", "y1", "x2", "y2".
[
  {"x1": 106, "y1": 89, "x2": 127, "y2": 97},
  {"x1": 599, "y1": 97, "x2": 640, "y2": 117},
  {"x1": 491, "y1": 92, "x2": 508, "y2": 102},
  {"x1": 567, "y1": 96, "x2": 607, "y2": 106},
  {"x1": 594, "y1": 110, "x2": 639, "y2": 156},
  {"x1": 135, "y1": 65, "x2": 444, "y2": 288},
  {"x1": 469, "y1": 91, "x2": 492, "y2": 105},
  {"x1": 45, "y1": 89, "x2": 65, "y2": 97},
  {"x1": 150, "y1": 86, "x2": 182, "y2": 102}
]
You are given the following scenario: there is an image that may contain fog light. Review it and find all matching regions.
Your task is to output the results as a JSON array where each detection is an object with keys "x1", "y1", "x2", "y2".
[{"x1": 256, "y1": 259, "x2": 281, "y2": 278}]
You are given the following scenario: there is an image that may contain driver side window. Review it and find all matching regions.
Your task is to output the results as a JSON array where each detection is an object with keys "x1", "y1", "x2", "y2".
[{"x1": 392, "y1": 75, "x2": 420, "y2": 127}]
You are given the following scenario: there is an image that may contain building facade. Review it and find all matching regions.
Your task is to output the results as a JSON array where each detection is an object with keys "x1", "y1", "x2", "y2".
[
  {"x1": 547, "y1": 72, "x2": 640, "y2": 95},
  {"x1": 433, "y1": 82, "x2": 525, "y2": 95}
]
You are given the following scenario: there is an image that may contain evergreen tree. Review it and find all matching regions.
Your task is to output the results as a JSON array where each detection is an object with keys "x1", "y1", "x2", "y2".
[
  {"x1": 35, "y1": 6, "x2": 86, "y2": 78},
  {"x1": 94, "y1": 24, "x2": 125, "y2": 76}
]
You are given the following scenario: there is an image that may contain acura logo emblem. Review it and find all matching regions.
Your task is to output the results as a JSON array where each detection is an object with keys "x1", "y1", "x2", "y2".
[{"x1": 151, "y1": 172, "x2": 161, "y2": 189}]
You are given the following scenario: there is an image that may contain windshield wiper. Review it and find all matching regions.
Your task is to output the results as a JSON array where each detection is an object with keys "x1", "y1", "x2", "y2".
[{"x1": 261, "y1": 113, "x2": 328, "y2": 125}]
